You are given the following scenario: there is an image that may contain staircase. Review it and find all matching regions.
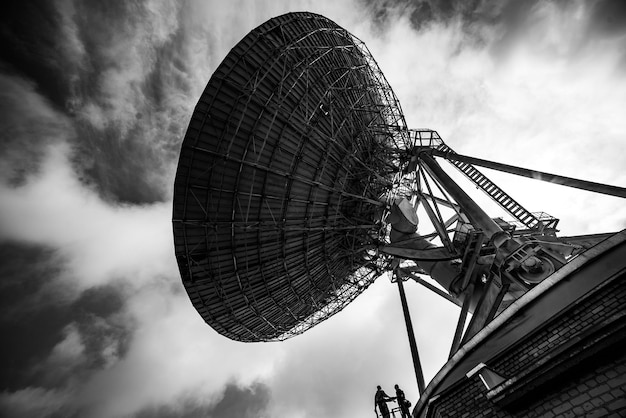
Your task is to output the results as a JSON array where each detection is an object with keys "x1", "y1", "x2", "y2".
[{"x1": 435, "y1": 143, "x2": 543, "y2": 231}]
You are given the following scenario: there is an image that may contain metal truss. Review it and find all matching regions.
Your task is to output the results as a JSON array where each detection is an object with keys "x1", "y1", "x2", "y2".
[{"x1": 173, "y1": 12, "x2": 412, "y2": 342}]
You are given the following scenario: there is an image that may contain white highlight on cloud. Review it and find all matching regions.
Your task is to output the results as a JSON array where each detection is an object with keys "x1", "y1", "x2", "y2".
[
  {"x1": 68, "y1": 288, "x2": 279, "y2": 418},
  {"x1": 0, "y1": 143, "x2": 175, "y2": 292},
  {"x1": 47, "y1": 323, "x2": 86, "y2": 366}
]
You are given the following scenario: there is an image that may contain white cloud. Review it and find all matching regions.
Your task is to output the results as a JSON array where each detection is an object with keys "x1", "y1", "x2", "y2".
[
  {"x1": 0, "y1": 143, "x2": 176, "y2": 292},
  {"x1": 47, "y1": 323, "x2": 86, "y2": 366},
  {"x1": 64, "y1": 288, "x2": 278, "y2": 417},
  {"x1": 0, "y1": 387, "x2": 70, "y2": 418}
]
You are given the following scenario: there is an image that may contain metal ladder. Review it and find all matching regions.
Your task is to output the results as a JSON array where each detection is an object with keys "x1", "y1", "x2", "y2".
[{"x1": 436, "y1": 144, "x2": 543, "y2": 230}]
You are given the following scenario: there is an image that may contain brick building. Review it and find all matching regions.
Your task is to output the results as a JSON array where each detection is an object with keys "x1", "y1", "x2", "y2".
[{"x1": 413, "y1": 231, "x2": 626, "y2": 417}]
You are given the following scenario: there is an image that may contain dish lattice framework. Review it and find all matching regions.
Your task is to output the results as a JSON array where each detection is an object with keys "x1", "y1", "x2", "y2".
[{"x1": 173, "y1": 12, "x2": 412, "y2": 342}]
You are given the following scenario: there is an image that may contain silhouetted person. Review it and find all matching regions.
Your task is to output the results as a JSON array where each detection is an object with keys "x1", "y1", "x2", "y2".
[
  {"x1": 394, "y1": 384, "x2": 411, "y2": 418},
  {"x1": 374, "y1": 385, "x2": 395, "y2": 417}
]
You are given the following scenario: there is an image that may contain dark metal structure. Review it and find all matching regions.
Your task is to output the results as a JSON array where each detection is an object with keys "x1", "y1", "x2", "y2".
[
  {"x1": 173, "y1": 12, "x2": 408, "y2": 342},
  {"x1": 412, "y1": 232, "x2": 626, "y2": 417},
  {"x1": 173, "y1": 12, "x2": 626, "y2": 413}
]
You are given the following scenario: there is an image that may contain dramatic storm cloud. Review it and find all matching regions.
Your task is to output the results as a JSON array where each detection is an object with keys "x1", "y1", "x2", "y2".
[{"x1": 1, "y1": 1, "x2": 625, "y2": 417}]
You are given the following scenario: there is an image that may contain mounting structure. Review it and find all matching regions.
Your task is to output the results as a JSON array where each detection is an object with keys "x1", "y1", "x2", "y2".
[{"x1": 173, "y1": 12, "x2": 626, "y2": 402}]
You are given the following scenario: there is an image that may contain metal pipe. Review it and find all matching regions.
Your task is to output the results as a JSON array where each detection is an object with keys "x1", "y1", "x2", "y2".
[
  {"x1": 396, "y1": 276, "x2": 426, "y2": 395},
  {"x1": 431, "y1": 149, "x2": 626, "y2": 199},
  {"x1": 448, "y1": 283, "x2": 473, "y2": 358},
  {"x1": 419, "y1": 153, "x2": 505, "y2": 240},
  {"x1": 405, "y1": 273, "x2": 461, "y2": 307}
]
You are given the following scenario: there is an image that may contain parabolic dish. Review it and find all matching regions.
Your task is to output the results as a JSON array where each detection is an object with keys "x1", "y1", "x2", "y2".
[{"x1": 173, "y1": 12, "x2": 409, "y2": 342}]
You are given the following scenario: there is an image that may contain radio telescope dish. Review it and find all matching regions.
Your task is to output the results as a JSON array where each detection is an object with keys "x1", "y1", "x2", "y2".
[{"x1": 173, "y1": 12, "x2": 409, "y2": 342}]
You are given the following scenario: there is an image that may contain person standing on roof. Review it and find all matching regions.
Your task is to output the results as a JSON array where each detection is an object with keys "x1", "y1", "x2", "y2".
[
  {"x1": 394, "y1": 384, "x2": 411, "y2": 418},
  {"x1": 374, "y1": 385, "x2": 395, "y2": 417}
]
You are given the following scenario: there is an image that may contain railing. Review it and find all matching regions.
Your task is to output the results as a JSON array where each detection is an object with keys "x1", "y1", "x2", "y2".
[
  {"x1": 408, "y1": 128, "x2": 443, "y2": 148},
  {"x1": 506, "y1": 211, "x2": 559, "y2": 234},
  {"x1": 375, "y1": 405, "x2": 410, "y2": 418}
]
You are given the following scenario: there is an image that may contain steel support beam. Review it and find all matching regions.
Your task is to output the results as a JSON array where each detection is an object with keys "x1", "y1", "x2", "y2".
[
  {"x1": 400, "y1": 270, "x2": 461, "y2": 307},
  {"x1": 419, "y1": 153, "x2": 505, "y2": 240},
  {"x1": 461, "y1": 274, "x2": 510, "y2": 344},
  {"x1": 431, "y1": 149, "x2": 626, "y2": 199},
  {"x1": 396, "y1": 274, "x2": 426, "y2": 395},
  {"x1": 449, "y1": 282, "x2": 474, "y2": 358}
]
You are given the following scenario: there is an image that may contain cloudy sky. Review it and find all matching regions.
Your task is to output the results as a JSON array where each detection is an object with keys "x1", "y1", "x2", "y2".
[{"x1": 1, "y1": 1, "x2": 625, "y2": 417}]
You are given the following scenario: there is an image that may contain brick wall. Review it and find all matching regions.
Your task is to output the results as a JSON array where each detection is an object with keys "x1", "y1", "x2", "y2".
[
  {"x1": 427, "y1": 271, "x2": 626, "y2": 417},
  {"x1": 516, "y1": 348, "x2": 626, "y2": 418}
]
